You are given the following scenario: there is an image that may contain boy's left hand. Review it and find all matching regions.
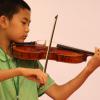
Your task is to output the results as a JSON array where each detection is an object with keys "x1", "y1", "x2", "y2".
[{"x1": 87, "y1": 48, "x2": 100, "y2": 71}]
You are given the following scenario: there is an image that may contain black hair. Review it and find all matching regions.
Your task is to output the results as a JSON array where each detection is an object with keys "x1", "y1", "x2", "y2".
[{"x1": 0, "y1": 0, "x2": 31, "y2": 20}]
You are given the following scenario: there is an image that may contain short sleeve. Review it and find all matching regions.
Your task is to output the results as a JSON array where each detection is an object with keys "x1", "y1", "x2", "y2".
[{"x1": 36, "y1": 61, "x2": 55, "y2": 97}]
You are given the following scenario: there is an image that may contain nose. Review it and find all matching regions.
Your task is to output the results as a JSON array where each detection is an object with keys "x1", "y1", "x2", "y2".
[{"x1": 25, "y1": 26, "x2": 30, "y2": 33}]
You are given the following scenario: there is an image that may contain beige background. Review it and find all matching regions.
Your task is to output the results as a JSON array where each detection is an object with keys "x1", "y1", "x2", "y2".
[{"x1": 25, "y1": 0, "x2": 100, "y2": 100}]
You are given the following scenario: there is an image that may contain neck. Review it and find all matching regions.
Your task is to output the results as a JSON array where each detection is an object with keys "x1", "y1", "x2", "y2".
[
  {"x1": 0, "y1": 39, "x2": 11, "y2": 53},
  {"x1": 0, "y1": 32, "x2": 11, "y2": 54}
]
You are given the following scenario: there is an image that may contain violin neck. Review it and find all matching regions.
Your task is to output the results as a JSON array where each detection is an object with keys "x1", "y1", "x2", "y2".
[{"x1": 57, "y1": 44, "x2": 94, "y2": 56}]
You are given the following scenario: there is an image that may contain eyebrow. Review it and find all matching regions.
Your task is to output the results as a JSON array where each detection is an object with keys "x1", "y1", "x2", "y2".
[{"x1": 23, "y1": 17, "x2": 31, "y2": 23}]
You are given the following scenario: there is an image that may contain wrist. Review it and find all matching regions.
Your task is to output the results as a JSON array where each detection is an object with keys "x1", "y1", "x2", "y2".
[
  {"x1": 84, "y1": 64, "x2": 97, "y2": 75},
  {"x1": 15, "y1": 67, "x2": 23, "y2": 76}
]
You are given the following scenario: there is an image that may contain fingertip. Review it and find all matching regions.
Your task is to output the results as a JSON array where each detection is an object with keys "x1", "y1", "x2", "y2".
[
  {"x1": 94, "y1": 47, "x2": 98, "y2": 53},
  {"x1": 95, "y1": 47, "x2": 98, "y2": 50}
]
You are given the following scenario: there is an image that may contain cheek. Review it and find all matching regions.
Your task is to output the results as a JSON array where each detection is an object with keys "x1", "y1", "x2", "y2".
[
  {"x1": 11, "y1": 22, "x2": 24, "y2": 33},
  {"x1": 7, "y1": 23, "x2": 25, "y2": 39}
]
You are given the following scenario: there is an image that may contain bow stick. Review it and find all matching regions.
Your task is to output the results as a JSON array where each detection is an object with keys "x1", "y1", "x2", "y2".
[{"x1": 44, "y1": 15, "x2": 58, "y2": 73}]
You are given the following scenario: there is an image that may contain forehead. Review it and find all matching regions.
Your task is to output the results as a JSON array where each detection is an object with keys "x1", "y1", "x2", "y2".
[{"x1": 12, "y1": 8, "x2": 31, "y2": 20}]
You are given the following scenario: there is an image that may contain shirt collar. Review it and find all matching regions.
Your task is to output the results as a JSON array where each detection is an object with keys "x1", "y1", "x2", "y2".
[{"x1": 0, "y1": 48, "x2": 10, "y2": 62}]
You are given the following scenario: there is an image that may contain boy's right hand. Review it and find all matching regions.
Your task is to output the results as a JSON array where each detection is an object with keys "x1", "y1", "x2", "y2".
[{"x1": 18, "y1": 68, "x2": 48, "y2": 85}]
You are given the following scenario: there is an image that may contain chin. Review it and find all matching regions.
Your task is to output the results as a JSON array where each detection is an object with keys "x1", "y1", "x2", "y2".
[{"x1": 13, "y1": 39, "x2": 25, "y2": 43}]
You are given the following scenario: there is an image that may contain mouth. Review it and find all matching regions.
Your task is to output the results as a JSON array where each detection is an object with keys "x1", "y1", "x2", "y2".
[
  {"x1": 23, "y1": 36, "x2": 27, "y2": 40},
  {"x1": 24, "y1": 37, "x2": 26, "y2": 39}
]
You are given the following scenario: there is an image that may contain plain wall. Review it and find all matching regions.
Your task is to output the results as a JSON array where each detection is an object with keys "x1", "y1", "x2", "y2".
[{"x1": 25, "y1": 0, "x2": 100, "y2": 100}]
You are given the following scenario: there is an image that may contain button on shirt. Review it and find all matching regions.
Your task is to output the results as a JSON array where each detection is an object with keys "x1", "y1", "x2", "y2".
[{"x1": 0, "y1": 48, "x2": 55, "y2": 100}]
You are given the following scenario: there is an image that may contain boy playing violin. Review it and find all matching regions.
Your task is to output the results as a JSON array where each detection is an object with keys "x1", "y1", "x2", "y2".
[{"x1": 0, "y1": 0, "x2": 100, "y2": 100}]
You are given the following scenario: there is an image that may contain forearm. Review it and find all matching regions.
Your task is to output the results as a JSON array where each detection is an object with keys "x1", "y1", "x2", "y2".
[
  {"x1": 46, "y1": 49, "x2": 100, "y2": 100},
  {"x1": 55, "y1": 64, "x2": 97, "y2": 100},
  {"x1": 0, "y1": 68, "x2": 21, "y2": 81}
]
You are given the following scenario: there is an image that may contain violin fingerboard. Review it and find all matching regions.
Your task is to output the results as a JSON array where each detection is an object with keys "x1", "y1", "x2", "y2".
[{"x1": 57, "y1": 44, "x2": 94, "y2": 56}]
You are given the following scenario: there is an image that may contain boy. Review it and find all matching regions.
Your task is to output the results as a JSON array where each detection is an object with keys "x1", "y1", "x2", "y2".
[{"x1": 0, "y1": 0, "x2": 100, "y2": 100}]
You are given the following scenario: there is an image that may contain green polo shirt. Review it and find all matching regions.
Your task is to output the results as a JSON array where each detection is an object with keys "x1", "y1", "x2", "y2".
[{"x1": 0, "y1": 48, "x2": 55, "y2": 100}]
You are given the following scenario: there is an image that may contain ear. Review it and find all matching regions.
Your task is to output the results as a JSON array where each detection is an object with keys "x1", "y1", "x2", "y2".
[{"x1": 0, "y1": 16, "x2": 9, "y2": 29}]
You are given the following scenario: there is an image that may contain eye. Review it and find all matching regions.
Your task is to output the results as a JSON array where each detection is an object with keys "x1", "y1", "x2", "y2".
[{"x1": 21, "y1": 21, "x2": 27, "y2": 25}]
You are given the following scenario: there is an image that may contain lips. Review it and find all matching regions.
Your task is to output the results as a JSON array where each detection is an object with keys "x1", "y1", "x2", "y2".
[
  {"x1": 23, "y1": 35, "x2": 27, "y2": 39},
  {"x1": 23, "y1": 37, "x2": 27, "y2": 40}
]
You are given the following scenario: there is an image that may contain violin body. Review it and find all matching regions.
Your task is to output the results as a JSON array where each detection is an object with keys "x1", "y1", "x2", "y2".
[{"x1": 12, "y1": 42, "x2": 94, "y2": 63}]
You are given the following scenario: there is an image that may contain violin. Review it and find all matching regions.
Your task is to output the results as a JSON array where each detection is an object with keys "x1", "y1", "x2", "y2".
[
  {"x1": 11, "y1": 15, "x2": 94, "y2": 73},
  {"x1": 12, "y1": 42, "x2": 94, "y2": 64}
]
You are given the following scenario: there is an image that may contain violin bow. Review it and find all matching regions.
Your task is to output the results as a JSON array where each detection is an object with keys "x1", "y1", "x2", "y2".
[{"x1": 44, "y1": 15, "x2": 58, "y2": 73}]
